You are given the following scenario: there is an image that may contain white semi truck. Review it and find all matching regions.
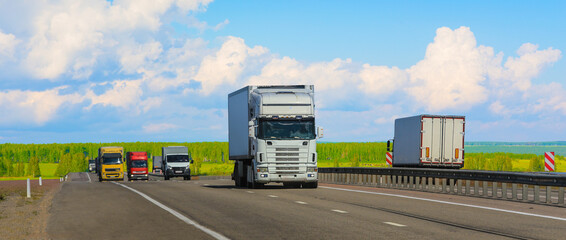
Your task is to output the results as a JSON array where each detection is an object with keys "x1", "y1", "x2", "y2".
[{"x1": 228, "y1": 85, "x2": 322, "y2": 188}]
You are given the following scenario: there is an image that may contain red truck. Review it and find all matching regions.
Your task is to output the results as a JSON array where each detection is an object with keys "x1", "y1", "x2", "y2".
[{"x1": 126, "y1": 152, "x2": 149, "y2": 181}]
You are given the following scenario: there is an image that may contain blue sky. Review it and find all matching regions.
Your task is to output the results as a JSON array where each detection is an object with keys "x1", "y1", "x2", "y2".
[{"x1": 0, "y1": 0, "x2": 565, "y2": 143}]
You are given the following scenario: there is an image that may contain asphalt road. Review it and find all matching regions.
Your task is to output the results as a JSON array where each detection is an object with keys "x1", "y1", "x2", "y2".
[{"x1": 47, "y1": 173, "x2": 566, "y2": 239}]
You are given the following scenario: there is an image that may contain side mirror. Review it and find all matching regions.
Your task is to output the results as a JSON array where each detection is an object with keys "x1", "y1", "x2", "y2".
[
  {"x1": 190, "y1": 159, "x2": 194, "y2": 164},
  {"x1": 317, "y1": 127, "x2": 324, "y2": 139},
  {"x1": 249, "y1": 121, "x2": 255, "y2": 137}
]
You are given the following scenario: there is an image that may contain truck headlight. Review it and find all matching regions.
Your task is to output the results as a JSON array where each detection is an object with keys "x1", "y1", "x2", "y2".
[
  {"x1": 167, "y1": 165, "x2": 172, "y2": 170},
  {"x1": 307, "y1": 167, "x2": 317, "y2": 172},
  {"x1": 258, "y1": 167, "x2": 268, "y2": 173}
]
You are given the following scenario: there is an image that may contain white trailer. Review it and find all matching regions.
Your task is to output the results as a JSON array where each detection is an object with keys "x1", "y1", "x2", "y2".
[
  {"x1": 389, "y1": 115, "x2": 465, "y2": 168},
  {"x1": 152, "y1": 155, "x2": 162, "y2": 173},
  {"x1": 228, "y1": 85, "x2": 322, "y2": 188}
]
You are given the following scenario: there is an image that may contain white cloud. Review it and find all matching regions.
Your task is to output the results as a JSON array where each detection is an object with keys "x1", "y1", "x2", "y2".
[
  {"x1": 18, "y1": 0, "x2": 213, "y2": 80},
  {"x1": 85, "y1": 79, "x2": 143, "y2": 109},
  {"x1": 358, "y1": 64, "x2": 408, "y2": 96},
  {"x1": 0, "y1": 86, "x2": 83, "y2": 126},
  {"x1": 143, "y1": 123, "x2": 179, "y2": 133},
  {"x1": 194, "y1": 36, "x2": 269, "y2": 94},
  {"x1": 118, "y1": 41, "x2": 163, "y2": 74},
  {"x1": 0, "y1": 30, "x2": 18, "y2": 61},
  {"x1": 490, "y1": 43, "x2": 562, "y2": 91},
  {"x1": 406, "y1": 27, "x2": 493, "y2": 111}
]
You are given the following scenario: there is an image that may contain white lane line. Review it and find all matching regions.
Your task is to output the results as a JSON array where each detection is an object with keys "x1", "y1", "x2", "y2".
[
  {"x1": 246, "y1": 191, "x2": 254, "y2": 194},
  {"x1": 384, "y1": 222, "x2": 406, "y2": 227},
  {"x1": 85, "y1": 172, "x2": 91, "y2": 183},
  {"x1": 113, "y1": 182, "x2": 230, "y2": 240},
  {"x1": 295, "y1": 201, "x2": 308, "y2": 205},
  {"x1": 203, "y1": 184, "x2": 210, "y2": 186},
  {"x1": 332, "y1": 209, "x2": 348, "y2": 214},
  {"x1": 268, "y1": 195, "x2": 278, "y2": 198},
  {"x1": 320, "y1": 186, "x2": 566, "y2": 222}
]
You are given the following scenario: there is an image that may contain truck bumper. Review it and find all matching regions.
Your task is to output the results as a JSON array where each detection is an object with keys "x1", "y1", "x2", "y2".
[
  {"x1": 129, "y1": 174, "x2": 149, "y2": 180},
  {"x1": 102, "y1": 172, "x2": 123, "y2": 180},
  {"x1": 256, "y1": 172, "x2": 318, "y2": 184},
  {"x1": 165, "y1": 169, "x2": 191, "y2": 177}
]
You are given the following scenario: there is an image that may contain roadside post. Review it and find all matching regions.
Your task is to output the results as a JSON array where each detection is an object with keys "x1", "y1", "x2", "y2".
[
  {"x1": 39, "y1": 176, "x2": 42, "y2": 186},
  {"x1": 27, "y1": 178, "x2": 31, "y2": 198},
  {"x1": 386, "y1": 152, "x2": 392, "y2": 167},
  {"x1": 545, "y1": 152, "x2": 555, "y2": 172}
]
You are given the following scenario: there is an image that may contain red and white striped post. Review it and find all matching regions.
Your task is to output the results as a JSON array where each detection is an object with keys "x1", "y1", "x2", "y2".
[
  {"x1": 386, "y1": 152, "x2": 393, "y2": 166},
  {"x1": 545, "y1": 152, "x2": 555, "y2": 172}
]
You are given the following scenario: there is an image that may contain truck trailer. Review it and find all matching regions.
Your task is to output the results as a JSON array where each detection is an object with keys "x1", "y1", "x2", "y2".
[
  {"x1": 126, "y1": 152, "x2": 149, "y2": 181},
  {"x1": 153, "y1": 155, "x2": 162, "y2": 173},
  {"x1": 228, "y1": 85, "x2": 322, "y2": 188},
  {"x1": 97, "y1": 146, "x2": 124, "y2": 181},
  {"x1": 388, "y1": 115, "x2": 465, "y2": 168},
  {"x1": 162, "y1": 146, "x2": 192, "y2": 180}
]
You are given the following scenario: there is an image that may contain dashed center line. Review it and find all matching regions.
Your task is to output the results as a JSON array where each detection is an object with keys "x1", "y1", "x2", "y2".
[
  {"x1": 203, "y1": 184, "x2": 210, "y2": 186},
  {"x1": 295, "y1": 201, "x2": 308, "y2": 205},
  {"x1": 246, "y1": 191, "x2": 254, "y2": 194},
  {"x1": 332, "y1": 209, "x2": 348, "y2": 214},
  {"x1": 268, "y1": 195, "x2": 279, "y2": 198},
  {"x1": 384, "y1": 222, "x2": 406, "y2": 227}
]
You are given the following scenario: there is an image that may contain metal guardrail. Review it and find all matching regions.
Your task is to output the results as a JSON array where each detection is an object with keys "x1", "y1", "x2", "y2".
[
  {"x1": 319, "y1": 167, "x2": 566, "y2": 186},
  {"x1": 318, "y1": 167, "x2": 566, "y2": 207}
]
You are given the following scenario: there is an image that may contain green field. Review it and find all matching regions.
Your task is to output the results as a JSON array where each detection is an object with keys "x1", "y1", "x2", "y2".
[{"x1": 1, "y1": 142, "x2": 564, "y2": 180}]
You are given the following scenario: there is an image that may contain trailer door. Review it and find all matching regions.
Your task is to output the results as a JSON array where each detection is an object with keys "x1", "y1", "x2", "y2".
[{"x1": 442, "y1": 118, "x2": 454, "y2": 163}]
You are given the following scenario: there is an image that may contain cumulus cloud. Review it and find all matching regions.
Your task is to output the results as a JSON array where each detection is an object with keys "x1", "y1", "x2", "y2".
[
  {"x1": 0, "y1": 30, "x2": 18, "y2": 61},
  {"x1": 0, "y1": 86, "x2": 83, "y2": 126},
  {"x1": 18, "y1": 0, "x2": 213, "y2": 80},
  {"x1": 194, "y1": 36, "x2": 269, "y2": 94},
  {"x1": 405, "y1": 27, "x2": 493, "y2": 111},
  {"x1": 85, "y1": 79, "x2": 143, "y2": 109},
  {"x1": 143, "y1": 123, "x2": 179, "y2": 133},
  {"x1": 489, "y1": 43, "x2": 562, "y2": 91}
]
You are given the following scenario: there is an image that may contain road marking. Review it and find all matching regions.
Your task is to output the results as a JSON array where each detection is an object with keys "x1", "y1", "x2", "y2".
[
  {"x1": 268, "y1": 195, "x2": 278, "y2": 198},
  {"x1": 85, "y1": 172, "x2": 91, "y2": 183},
  {"x1": 203, "y1": 184, "x2": 210, "y2": 186},
  {"x1": 384, "y1": 222, "x2": 406, "y2": 227},
  {"x1": 320, "y1": 186, "x2": 566, "y2": 222},
  {"x1": 332, "y1": 209, "x2": 348, "y2": 214},
  {"x1": 295, "y1": 201, "x2": 308, "y2": 205},
  {"x1": 246, "y1": 191, "x2": 254, "y2": 194},
  {"x1": 113, "y1": 182, "x2": 230, "y2": 240}
]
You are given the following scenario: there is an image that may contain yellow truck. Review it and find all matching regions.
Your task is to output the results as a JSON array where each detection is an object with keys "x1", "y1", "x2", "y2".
[{"x1": 97, "y1": 146, "x2": 124, "y2": 181}]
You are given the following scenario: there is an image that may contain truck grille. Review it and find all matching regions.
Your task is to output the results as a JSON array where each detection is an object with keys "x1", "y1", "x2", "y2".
[
  {"x1": 275, "y1": 158, "x2": 299, "y2": 162},
  {"x1": 276, "y1": 148, "x2": 299, "y2": 151},
  {"x1": 172, "y1": 167, "x2": 185, "y2": 172},
  {"x1": 276, "y1": 153, "x2": 299, "y2": 156},
  {"x1": 105, "y1": 168, "x2": 119, "y2": 172},
  {"x1": 276, "y1": 167, "x2": 299, "y2": 171}
]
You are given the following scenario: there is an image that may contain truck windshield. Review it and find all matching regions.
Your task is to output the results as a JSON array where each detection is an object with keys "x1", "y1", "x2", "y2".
[
  {"x1": 131, "y1": 161, "x2": 147, "y2": 167},
  {"x1": 258, "y1": 119, "x2": 315, "y2": 140},
  {"x1": 103, "y1": 157, "x2": 122, "y2": 164},
  {"x1": 167, "y1": 155, "x2": 189, "y2": 162}
]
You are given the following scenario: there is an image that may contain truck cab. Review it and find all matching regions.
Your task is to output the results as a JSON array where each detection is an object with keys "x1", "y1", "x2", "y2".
[
  {"x1": 126, "y1": 152, "x2": 149, "y2": 181},
  {"x1": 162, "y1": 146, "x2": 193, "y2": 180},
  {"x1": 97, "y1": 146, "x2": 124, "y2": 181}
]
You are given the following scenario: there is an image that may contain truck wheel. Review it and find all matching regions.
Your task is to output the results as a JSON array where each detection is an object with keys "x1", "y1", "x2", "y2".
[
  {"x1": 164, "y1": 174, "x2": 169, "y2": 180},
  {"x1": 283, "y1": 182, "x2": 300, "y2": 188},
  {"x1": 304, "y1": 182, "x2": 318, "y2": 189}
]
